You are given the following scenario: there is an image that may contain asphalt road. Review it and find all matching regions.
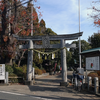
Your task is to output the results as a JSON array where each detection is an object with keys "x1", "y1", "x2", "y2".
[{"x1": 0, "y1": 91, "x2": 50, "y2": 100}]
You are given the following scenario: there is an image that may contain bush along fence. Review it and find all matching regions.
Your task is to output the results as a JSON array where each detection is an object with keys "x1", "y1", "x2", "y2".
[{"x1": 5, "y1": 64, "x2": 47, "y2": 84}]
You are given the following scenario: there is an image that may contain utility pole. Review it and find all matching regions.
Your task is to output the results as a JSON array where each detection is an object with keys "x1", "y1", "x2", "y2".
[
  {"x1": 78, "y1": 0, "x2": 81, "y2": 68},
  {"x1": 31, "y1": 0, "x2": 33, "y2": 36}
]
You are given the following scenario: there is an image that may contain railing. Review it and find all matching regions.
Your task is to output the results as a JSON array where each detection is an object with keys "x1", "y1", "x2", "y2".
[
  {"x1": 72, "y1": 75, "x2": 100, "y2": 95},
  {"x1": 8, "y1": 76, "x2": 24, "y2": 83},
  {"x1": 87, "y1": 76, "x2": 99, "y2": 94}
]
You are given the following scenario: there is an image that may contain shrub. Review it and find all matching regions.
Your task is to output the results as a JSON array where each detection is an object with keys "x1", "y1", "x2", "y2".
[
  {"x1": 14, "y1": 67, "x2": 23, "y2": 76},
  {"x1": 35, "y1": 68, "x2": 42, "y2": 75},
  {"x1": 95, "y1": 71, "x2": 100, "y2": 76},
  {"x1": 88, "y1": 72, "x2": 98, "y2": 80},
  {"x1": 98, "y1": 76, "x2": 100, "y2": 81},
  {"x1": 9, "y1": 78, "x2": 18, "y2": 83},
  {"x1": 6, "y1": 64, "x2": 27, "y2": 83},
  {"x1": 13, "y1": 62, "x2": 18, "y2": 67},
  {"x1": 22, "y1": 65, "x2": 27, "y2": 79},
  {"x1": 9, "y1": 73, "x2": 18, "y2": 77},
  {"x1": 33, "y1": 62, "x2": 38, "y2": 68},
  {"x1": 22, "y1": 65, "x2": 27, "y2": 73},
  {"x1": 39, "y1": 67, "x2": 46, "y2": 73},
  {"x1": 5, "y1": 65, "x2": 14, "y2": 75},
  {"x1": 42, "y1": 69, "x2": 46, "y2": 73},
  {"x1": 9, "y1": 78, "x2": 23, "y2": 83}
]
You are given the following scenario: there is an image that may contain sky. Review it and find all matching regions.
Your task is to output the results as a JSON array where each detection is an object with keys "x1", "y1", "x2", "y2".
[{"x1": 33, "y1": 0, "x2": 100, "y2": 43}]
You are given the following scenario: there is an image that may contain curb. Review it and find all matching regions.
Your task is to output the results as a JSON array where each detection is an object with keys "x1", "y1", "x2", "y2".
[
  {"x1": 35, "y1": 73, "x2": 49, "y2": 79},
  {"x1": 0, "y1": 83, "x2": 10, "y2": 86}
]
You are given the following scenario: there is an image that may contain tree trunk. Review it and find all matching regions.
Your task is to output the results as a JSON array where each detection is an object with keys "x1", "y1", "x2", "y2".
[
  {"x1": 5, "y1": 58, "x2": 12, "y2": 65},
  {"x1": 18, "y1": 50, "x2": 26, "y2": 67}
]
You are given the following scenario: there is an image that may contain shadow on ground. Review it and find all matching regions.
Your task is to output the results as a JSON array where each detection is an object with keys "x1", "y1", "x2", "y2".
[
  {"x1": 26, "y1": 93, "x2": 98, "y2": 100},
  {"x1": 27, "y1": 73, "x2": 99, "y2": 100},
  {"x1": 0, "y1": 99, "x2": 7, "y2": 100}
]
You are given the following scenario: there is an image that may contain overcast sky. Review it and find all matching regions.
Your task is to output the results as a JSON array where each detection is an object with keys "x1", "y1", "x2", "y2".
[{"x1": 34, "y1": 0, "x2": 99, "y2": 43}]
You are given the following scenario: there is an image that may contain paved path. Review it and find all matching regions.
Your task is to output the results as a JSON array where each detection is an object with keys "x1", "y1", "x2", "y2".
[{"x1": 0, "y1": 72, "x2": 100, "y2": 100}]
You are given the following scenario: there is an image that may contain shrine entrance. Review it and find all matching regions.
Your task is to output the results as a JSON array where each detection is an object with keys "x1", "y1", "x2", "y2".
[{"x1": 13, "y1": 32, "x2": 83, "y2": 85}]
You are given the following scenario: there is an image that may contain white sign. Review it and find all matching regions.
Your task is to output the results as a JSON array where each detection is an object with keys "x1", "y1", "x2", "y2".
[
  {"x1": 86, "y1": 56, "x2": 100, "y2": 70},
  {"x1": 0, "y1": 64, "x2": 5, "y2": 80}
]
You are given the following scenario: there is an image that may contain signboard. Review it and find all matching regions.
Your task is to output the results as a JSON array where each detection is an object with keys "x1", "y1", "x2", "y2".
[
  {"x1": 86, "y1": 56, "x2": 100, "y2": 70},
  {"x1": 0, "y1": 64, "x2": 5, "y2": 80}
]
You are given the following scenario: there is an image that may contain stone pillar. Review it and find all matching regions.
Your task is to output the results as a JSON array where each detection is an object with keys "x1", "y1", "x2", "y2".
[
  {"x1": 88, "y1": 76, "x2": 92, "y2": 91},
  {"x1": 85, "y1": 70, "x2": 88, "y2": 83},
  {"x1": 26, "y1": 40, "x2": 33, "y2": 82},
  {"x1": 32, "y1": 67, "x2": 35, "y2": 79},
  {"x1": 5, "y1": 72, "x2": 8, "y2": 84},
  {"x1": 60, "y1": 39, "x2": 68, "y2": 86},
  {"x1": 94, "y1": 77, "x2": 99, "y2": 94},
  {"x1": 82, "y1": 76, "x2": 85, "y2": 90},
  {"x1": 75, "y1": 76, "x2": 78, "y2": 89}
]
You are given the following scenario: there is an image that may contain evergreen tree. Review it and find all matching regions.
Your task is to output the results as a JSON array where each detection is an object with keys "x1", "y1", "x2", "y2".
[
  {"x1": 88, "y1": 33, "x2": 100, "y2": 48},
  {"x1": 69, "y1": 40, "x2": 91, "y2": 67}
]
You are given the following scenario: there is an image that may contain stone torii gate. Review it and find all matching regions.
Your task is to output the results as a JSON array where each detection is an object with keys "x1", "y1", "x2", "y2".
[{"x1": 13, "y1": 32, "x2": 83, "y2": 85}]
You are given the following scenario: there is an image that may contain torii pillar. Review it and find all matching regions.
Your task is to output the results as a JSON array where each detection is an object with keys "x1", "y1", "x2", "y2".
[
  {"x1": 60, "y1": 39, "x2": 67, "y2": 85},
  {"x1": 27, "y1": 40, "x2": 33, "y2": 81}
]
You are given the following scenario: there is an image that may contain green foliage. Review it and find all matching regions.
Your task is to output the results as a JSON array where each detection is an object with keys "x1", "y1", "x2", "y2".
[
  {"x1": 5, "y1": 65, "x2": 14, "y2": 75},
  {"x1": 40, "y1": 19, "x2": 46, "y2": 27},
  {"x1": 14, "y1": 67, "x2": 23, "y2": 76},
  {"x1": 33, "y1": 63, "x2": 38, "y2": 69},
  {"x1": 8, "y1": 73, "x2": 18, "y2": 77},
  {"x1": 39, "y1": 66, "x2": 44, "y2": 70},
  {"x1": 22, "y1": 65, "x2": 27, "y2": 79},
  {"x1": 45, "y1": 28, "x2": 57, "y2": 35},
  {"x1": 6, "y1": 64, "x2": 27, "y2": 82},
  {"x1": 88, "y1": 33, "x2": 100, "y2": 48},
  {"x1": 66, "y1": 49, "x2": 72, "y2": 68},
  {"x1": 22, "y1": 65, "x2": 27, "y2": 74},
  {"x1": 13, "y1": 62, "x2": 18, "y2": 67},
  {"x1": 33, "y1": 53, "x2": 43, "y2": 65},
  {"x1": 45, "y1": 28, "x2": 60, "y2": 44},
  {"x1": 12, "y1": 65, "x2": 26, "y2": 77},
  {"x1": 69, "y1": 40, "x2": 91, "y2": 67}
]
